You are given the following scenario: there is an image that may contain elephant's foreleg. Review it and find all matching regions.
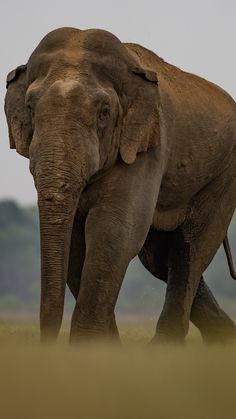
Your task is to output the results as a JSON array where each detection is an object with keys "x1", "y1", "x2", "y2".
[
  {"x1": 69, "y1": 205, "x2": 141, "y2": 342},
  {"x1": 67, "y1": 212, "x2": 120, "y2": 342},
  {"x1": 69, "y1": 150, "x2": 163, "y2": 343},
  {"x1": 139, "y1": 228, "x2": 236, "y2": 344}
]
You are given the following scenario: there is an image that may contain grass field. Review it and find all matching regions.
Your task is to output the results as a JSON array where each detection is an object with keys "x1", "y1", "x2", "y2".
[{"x1": 0, "y1": 321, "x2": 236, "y2": 419}]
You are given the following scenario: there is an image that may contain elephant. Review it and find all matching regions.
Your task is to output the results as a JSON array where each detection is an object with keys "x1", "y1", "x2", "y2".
[{"x1": 4, "y1": 27, "x2": 236, "y2": 345}]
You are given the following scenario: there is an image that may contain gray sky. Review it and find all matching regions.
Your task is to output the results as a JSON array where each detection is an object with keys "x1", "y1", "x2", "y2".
[{"x1": 1, "y1": 0, "x2": 236, "y2": 204}]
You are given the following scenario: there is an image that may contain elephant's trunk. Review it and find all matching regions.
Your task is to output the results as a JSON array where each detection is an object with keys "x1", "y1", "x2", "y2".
[
  {"x1": 38, "y1": 192, "x2": 78, "y2": 342},
  {"x1": 30, "y1": 126, "x2": 99, "y2": 342},
  {"x1": 33, "y1": 138, "x2": 84, "y2": 342}
]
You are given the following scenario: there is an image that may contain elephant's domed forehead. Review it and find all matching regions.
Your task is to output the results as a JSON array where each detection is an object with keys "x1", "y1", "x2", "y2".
[
  {"x1": 27, "y1": 28, "x2": 84, "y2": 80},
  {"x1": 28, "y1": 28, "x2": 123, "y2": 71},
  {"x1": 82, "y1": 29, "x2": 135, "y2": 67},
  {"x1": 30, "y1": 27, "x2": 124, "y2": 57},
  {"x1": 83, "y1": 29, "x2": 123, "y2": 53},
  {"x1": 31, "y1": 27, "x2": 83, "y2": 54},
  {"x1": 81, "y1": 30, "x2": 138, "y2": 88},
  {"x1": 27, "y1": 27, "x2": 138, "y2": 90}
]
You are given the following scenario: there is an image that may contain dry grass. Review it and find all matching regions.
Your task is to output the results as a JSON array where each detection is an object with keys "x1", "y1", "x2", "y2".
[{"x1": 0, "y1": 321, "x2": 236, "y2": 419}]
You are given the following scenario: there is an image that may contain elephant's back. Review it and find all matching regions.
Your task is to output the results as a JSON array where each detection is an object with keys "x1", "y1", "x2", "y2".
[
  {"x1": 125, "y1": 42, "x2": 236, "y2": 209},
  {"x1": 125, "y1": 42, "x2": 236, "y2": 121}
]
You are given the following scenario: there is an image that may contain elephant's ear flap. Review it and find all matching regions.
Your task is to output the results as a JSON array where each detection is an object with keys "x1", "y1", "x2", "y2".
[
  {"x1": 131, "y1": 66, "x2": 158, "y2": 83},
  {"x1": 120, "y1": 67, "x2": 160, "y2": 165},
  {"x1": 4, "y1": 64, "x2": 32, "y2": 159}
]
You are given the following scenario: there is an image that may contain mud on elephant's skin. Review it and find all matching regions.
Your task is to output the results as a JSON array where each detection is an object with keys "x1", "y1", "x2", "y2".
[{"x1": 5, "y1": 27, "x2": 236, "y2": 344}]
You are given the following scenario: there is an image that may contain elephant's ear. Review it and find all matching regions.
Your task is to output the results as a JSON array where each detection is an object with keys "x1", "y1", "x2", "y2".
[
  {"x1": 4, "y1": 64, "x2": 32, "y2": 159},
  {"x1": 120, "y1": 66, "x2": 160, "y2": 165}
]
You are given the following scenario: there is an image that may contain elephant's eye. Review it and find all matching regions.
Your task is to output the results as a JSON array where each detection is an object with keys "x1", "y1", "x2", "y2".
[
  {"x1": 98, "y1": 104, "x2": 110, "y2": 124},
  {"x1": 27, "y1": 103, "x2": 33, "y2": 114}
]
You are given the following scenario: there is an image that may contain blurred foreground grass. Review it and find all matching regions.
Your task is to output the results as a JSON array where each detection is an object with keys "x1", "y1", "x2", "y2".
[{"x1": 0, "y1": 321, "x2": 236, "y2": 419}]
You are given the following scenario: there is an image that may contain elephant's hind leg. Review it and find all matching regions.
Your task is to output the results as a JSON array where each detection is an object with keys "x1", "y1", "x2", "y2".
[
  {"x1": 190, "y1": 280, "x2": 236, "y2": 344},
  {"x1": 152, "y1": 170, "x2": 236, "y2": 344},
  {"x1": 139, "y1": 228, "x2": 236, "y2": 344},
  {"x1": 67, "y1": 211, "x2": 121, "y2": 342}
]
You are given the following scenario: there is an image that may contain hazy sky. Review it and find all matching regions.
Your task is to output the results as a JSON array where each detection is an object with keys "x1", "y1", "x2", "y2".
[{"x1": 1, "y1": 0, "x2": 235, "y2": 204}]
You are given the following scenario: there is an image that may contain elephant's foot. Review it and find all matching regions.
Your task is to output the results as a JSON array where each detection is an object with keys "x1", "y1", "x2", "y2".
[
  {"x1": 200, "y1": 316, "x2": 236, "y2": 345},
  {"x1": 149, "y1": 316, "x2": 236, "y2": 346},
  {"x1": 149, "y1": 320, "x2": 187, "y2": 346},
  {"x1": 190, "y1": 277, "x2": 236, "y2": 345},
  {"x1": 70, "y1": 305, "x2": 122, "y2": 346},
  {"x1": 69, "y1": 327, "x2": 117, "y2": 345},
  {"x1": 150, "y1": 305, "x2": 189, "y2": 347}
]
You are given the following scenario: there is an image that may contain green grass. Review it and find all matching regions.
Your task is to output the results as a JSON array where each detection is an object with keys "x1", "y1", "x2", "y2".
[{"x1": 0, "y1": 321, "x2": 236, "y2": 419}]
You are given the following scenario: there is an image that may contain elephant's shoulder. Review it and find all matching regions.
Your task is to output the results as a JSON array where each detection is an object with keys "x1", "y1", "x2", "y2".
[{"x1": 124, "y1": 43, "x2": 236, "y2": 117}]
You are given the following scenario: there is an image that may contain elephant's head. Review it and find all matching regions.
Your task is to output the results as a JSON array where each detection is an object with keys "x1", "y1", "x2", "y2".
[{"x1": 5, "y1": 28, "x2": 160, "y2": 340}]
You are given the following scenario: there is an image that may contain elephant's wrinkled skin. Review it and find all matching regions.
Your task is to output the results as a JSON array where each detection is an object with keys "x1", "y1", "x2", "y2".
[{"x1": 5, "y1": 28, "x2": 236, "y2": 344}]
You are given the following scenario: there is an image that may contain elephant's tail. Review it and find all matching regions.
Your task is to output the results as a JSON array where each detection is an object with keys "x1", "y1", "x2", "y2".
[{"x1": 223, "y1": 235, "x2": 236, "y2": 280}]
